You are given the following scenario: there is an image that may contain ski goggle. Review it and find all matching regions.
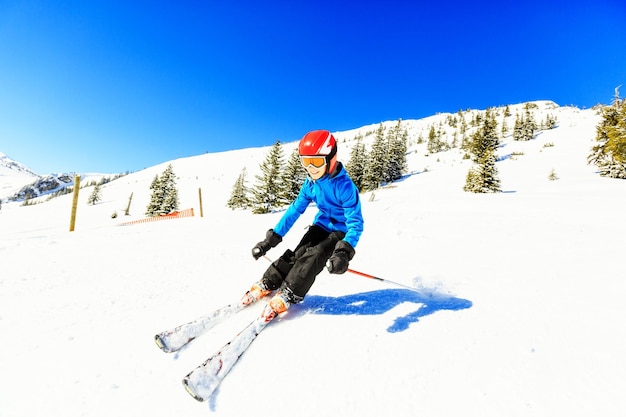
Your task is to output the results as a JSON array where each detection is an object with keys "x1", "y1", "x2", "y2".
[{"x1": 300, "y1": 156, "x2": 326, "y2": 168}]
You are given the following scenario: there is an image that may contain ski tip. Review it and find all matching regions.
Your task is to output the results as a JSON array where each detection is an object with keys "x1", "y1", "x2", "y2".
[
  {"x1": 182, "y1": 377, "x2": 206, "y2": 402},
  {"x1": 154, "y1": 334, "x2": 172, "y2": 353}
]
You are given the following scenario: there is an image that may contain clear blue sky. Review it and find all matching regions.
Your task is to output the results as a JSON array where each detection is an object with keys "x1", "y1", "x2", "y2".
[{"x1": 1, "y1": 0, "x2": 625, "y2": 174}]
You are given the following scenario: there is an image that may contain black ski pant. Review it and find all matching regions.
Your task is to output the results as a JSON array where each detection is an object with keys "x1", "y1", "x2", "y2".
[{"x1": 262, "y1": 225, "x2": 345, "y2": 301}]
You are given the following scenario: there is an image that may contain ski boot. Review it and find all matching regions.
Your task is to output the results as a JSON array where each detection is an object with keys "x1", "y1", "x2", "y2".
[
  {"x1": 261, "y1": 286, "x2": 303, "y2": 320},
  {"x1": 240, "y1": 280, "x2": 271, "y2": 306}
]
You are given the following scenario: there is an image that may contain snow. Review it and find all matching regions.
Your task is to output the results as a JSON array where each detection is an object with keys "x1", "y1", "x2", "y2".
[{"x1": 2, "y1": 103, "x2": 626, "y2": 416}]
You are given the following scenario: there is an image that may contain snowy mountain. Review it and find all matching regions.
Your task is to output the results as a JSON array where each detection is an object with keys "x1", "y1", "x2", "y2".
[
  {"x1": 0, "y1": 152, "x2": 115, "y2": 202},
  {"x1": 0, "y1": 152, "x2": 80, "y2": 202},
  {"x1": 0, "y1": 151, "x2": 38, "y2": 177},
  {"x1": 0, "y1": 151, "x2": 40, "y2": 199},
  {"x1": 1, "y1": 101, "x2": 625, "y2": 417},
  {"x1": 6, "y1": 173, "x2": 78, "y2": 202}
]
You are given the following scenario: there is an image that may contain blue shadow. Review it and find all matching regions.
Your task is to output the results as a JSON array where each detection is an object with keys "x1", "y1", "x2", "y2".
[{"x1": 287, "y1": 288, "x2": 472, "y2": 333}]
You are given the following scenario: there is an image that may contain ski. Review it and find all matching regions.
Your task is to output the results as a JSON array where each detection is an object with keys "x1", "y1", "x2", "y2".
[
  {"x1": 154, "y1": 303, "x2": 246, "y2": 353},
  {"x1": 182, "y1": 305, "x2": 278, "y2": 401}
]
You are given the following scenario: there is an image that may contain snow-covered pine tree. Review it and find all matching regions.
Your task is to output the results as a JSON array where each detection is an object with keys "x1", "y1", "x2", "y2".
[
  {"x1": 346, "y1": 135, "x2": 367, "y2": 191},
  {"x1": 464, "y1": 148, "x2": 501, "y2": 193},
  {"x1": 384, "y1": 119, "x2": 408, "y2": 182},
  {"x1": 426, "y1": 125, "x2": 439, "y2": 153},
  {"x1": 146, "y1": 164, "x2": 179, "y2": 216},
  {"x1": 251, "y1": 140, "x2": 285, "y2": 214},
  {"x1": 362, "y1": 123, "x2": 387, "y2": 191},
  {"x1": 280, "y1": 148, "x2": 306, "y2": 204},
  {"x1": 145, "y1": 174, "x2": 164, "y2": 216},
  {"x1": 467, "y1": 108, "x2": 499, "y2": 160},
  {"x1": 543, "y1": 113, "x2": 558, "y2": 129},
  {"x1": 588, "y1": 88, "x2": 626, "y2": 178},
  {"x1": 227, "y1": 167, "x2": 251, "y2": 209},
  {"x1": 458, "y1": 110, "x2": 468, "y2": 135},
  {"x1": 512, "y1": 104, "x2": 538, "y2": 141},
  {"x1": 605, "y1": 105, "x2": 626, "y2": 167},
  {"x1": 501, "y1": 116, "x2": 509, "y2": 137},
  {"x1": 87, "y1": 183, "x2": 102, "y2": 205},
  {"x1": 459, "y1": 111, "x2": 471, "y2": 150},
  {"x1": 513, "y1": 112, "x2": 534, "y2": 141},
  {"x1": 160, "y1": 164, "x2": 179, "y2": 214},
  {"x1": 523, "y1": 104, "x2": 538, "y2": 140},
  {"x1": 512, "y1": 113, "x2": 523, "y2": 141},
  {"x1": 464, "y1": 107, "x2": 501, "y2": 193}
]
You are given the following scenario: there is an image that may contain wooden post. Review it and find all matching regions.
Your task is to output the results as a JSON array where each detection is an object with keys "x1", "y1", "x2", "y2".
[
  {"x1": 125, "y1": 192, "x2": 133, "y2": 216},
  {"x1": 198, "y1": 187, "x2": 204, "y2": 217},
  {"x1": 69, "y1": 175, "x2": 81, "y2": 232}
]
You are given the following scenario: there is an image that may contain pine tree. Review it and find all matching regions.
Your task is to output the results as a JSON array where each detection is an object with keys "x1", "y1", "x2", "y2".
[
  {"x1": 385, "y1": 119, "x2": 408, "y2": 182},
  {"x1": 463, "y1": 148, "x2": 501, "y2": 193},
  {"x1": 251, "y1": 140, "x2": 286, "y2": 214},
  {"x1": 458, "y1": 111, "x2": 468, "y2": 135},
  {"x1": 512, "y1": 113, "x2": 531, "y2": 141},
  {"x1": 145, "y1": 174, "x2": 164, "y2": 216},
  {"x1": 467, "y1": 108, "x2": 499, "y2": 159},
  {"x1": 588, "y1": 88, "x2": 626, "y2": 178},
  {"x1": 523, "y1": 105, "x2": 537, "y2": 140},
  {"x1": 281, "y1": 148, "x2": 306, "y2": 204},
  {"x1": 159, "y1": 164, "x2": 179, "y2": 214},
  {"x1": 464, "y1": 108, "x2": 501, "y2": 193},
  {"x1": 87, "y1": 183, "x2": 102, "y2": 205},
  {"x1": 227, "y1": 168, "x2": 251, "y2": 209},
  {"x1": 544, "y1": 113, "x2": 558, "y2": 129},
  {"x1": 501, "y1": 116, "x2": 509, "y2": 137},
  {"x1": 426, "y1": 125, "x2": 438, "y2": 153},
  {"x1": 513, "y1": 113, "x2": 524, "y2": 141},
  {"x1": 427, "y1": 124, "x2": 448, "y2": 154},
  {"x1": 346, "y1": 135, "x2": 367, "y2": 192},
  {"x1": 145, "y1": 164, "x2": 179, "y2": 216},
  {"x1": 363, "y1": 123, "x2": 387, "y2": 191},
  {"x1": 511, "y1": 105, "x2": 538, "y2": 141},
  {"x1": 606, "y1": 107, "x2": 626, "y2": 166}
]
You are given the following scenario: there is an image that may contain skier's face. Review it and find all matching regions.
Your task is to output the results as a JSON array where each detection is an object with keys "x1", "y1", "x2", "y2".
[
  {"x1": 305, "y1": 164, "x2": 325, "y2": 180},
  {"x1": 300, "y1": 155, "x2": 327, "y2": 180}
]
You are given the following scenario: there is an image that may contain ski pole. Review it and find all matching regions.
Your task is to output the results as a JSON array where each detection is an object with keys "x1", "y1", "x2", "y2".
[
  {"x1": 262, "y1": 255, "x2": 417, "y2": 292},
  {"x1": 345, "y1": 268, "x2": 419, "y2": 292}
]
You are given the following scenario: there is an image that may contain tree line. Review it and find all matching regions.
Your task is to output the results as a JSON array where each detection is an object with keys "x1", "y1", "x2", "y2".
[
  {"x1": 50, "y1": 98, "x2": 622, "y2": 219},
  {"x1": 462, "y1": 102, "x2": 558, "y2": 192},
  {"x1": 227, "y1": 119, "x2": 409, "y2": 213}
]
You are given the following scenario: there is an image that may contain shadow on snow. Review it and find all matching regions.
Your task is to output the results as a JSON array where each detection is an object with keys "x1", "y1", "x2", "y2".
[
  {"x1": 206, "y1": 288, "x2": 472, "y2": 408},
  {"x1": 287, "y1": 288, "x2": 472, "y2": 333}
]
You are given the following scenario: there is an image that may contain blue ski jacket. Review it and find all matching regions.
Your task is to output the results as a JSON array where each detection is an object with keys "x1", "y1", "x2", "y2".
[{"x1": 273, "y1": 163, "x2": 364, "y2": 248}]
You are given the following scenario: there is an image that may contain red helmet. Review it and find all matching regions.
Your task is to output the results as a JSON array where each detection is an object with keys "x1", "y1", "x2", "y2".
[{"x1": 298, "y1": 130, "x2": 338, "y2": 174}]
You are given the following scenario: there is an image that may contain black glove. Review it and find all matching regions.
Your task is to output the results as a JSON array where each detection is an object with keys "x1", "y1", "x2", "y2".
[
  {"x1": 252, "y1": 229, "x2": 282, "y2": 260},
  {"x1": 326, "y1": 240, "x2": 355, "y2": 274}
]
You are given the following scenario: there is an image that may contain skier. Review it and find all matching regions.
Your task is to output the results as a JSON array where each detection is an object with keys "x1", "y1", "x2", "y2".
[
  {"x1": 243, "y1": 129, "x2": 364, "y2": 316},
  {"x1": 157, "y1": 130, "x2": 364, "y2": 400}
]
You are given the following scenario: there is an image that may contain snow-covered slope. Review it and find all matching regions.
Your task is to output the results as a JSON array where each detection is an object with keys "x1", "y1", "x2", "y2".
[{"x1": 1, "y1": 102, "x2": 625, "y2": 417}]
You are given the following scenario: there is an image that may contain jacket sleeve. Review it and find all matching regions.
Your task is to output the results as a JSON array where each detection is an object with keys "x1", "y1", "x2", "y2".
[
  {"x1": 338, "y1": 179, "x2": 364, "y2": 249},
  {"x1": 273, "y1": 181, "x2": 312, "y2": 237}
]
